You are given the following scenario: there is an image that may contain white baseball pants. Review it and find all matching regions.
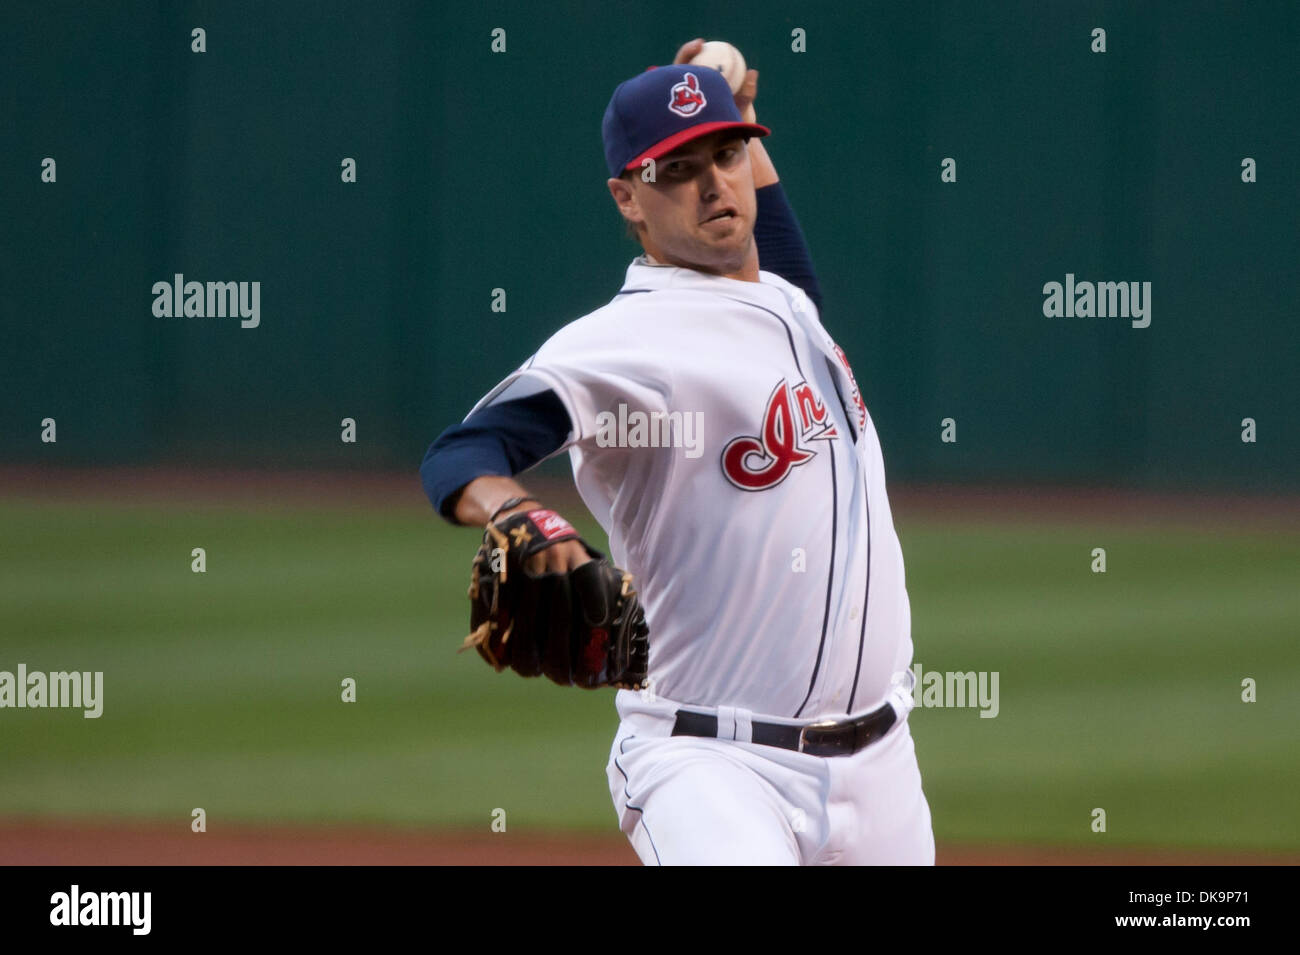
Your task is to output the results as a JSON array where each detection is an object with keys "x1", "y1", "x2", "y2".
[{"x1": 606, "y1": 693, "x2": 935, "y2": 866}]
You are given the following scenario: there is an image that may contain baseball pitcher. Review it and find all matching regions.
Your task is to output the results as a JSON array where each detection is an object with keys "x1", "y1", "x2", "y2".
[{"x1": 421, "y1": 39, "x2": 934, "y2": 865}]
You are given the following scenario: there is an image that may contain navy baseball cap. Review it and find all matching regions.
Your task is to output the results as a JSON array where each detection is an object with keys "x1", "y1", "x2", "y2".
[{"x1": 602, "y1": 64, "x2": 770, "y2": 178}]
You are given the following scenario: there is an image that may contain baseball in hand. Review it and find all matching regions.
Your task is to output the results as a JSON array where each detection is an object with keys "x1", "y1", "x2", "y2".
[{"x1": 688, "y1": 40, "x2": 747, "y2": 93}]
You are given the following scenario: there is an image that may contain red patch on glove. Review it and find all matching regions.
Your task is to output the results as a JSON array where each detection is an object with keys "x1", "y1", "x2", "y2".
[
  {"x1": 528, "y1": 509, "x2": 577, "y2": 541},
  {"x1": 582, "y1": 628, "x2": 610, "y2": 675}
]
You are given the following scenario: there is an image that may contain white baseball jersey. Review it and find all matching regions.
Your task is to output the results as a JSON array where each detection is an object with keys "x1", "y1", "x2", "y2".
[{"x1": 468, "y1": 255, "x2": 913, "y2": 721}]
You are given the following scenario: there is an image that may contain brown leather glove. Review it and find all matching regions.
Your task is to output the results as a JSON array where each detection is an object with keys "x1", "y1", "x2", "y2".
[{"x1": 461, "y1": 507, "x2": 650, "y2": 690}]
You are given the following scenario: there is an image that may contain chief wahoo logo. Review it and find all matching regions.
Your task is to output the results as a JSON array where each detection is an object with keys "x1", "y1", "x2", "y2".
[{"x1": 668, "y1": 72, "x2": 707, "y2": 117}]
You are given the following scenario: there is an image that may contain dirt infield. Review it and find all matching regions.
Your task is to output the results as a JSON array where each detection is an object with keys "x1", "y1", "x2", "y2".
[
  {"x1": 1, "y1": 820, "x2": 1293, "y2": 866},
  {"x1": 0, "y1": 820, "x2": 638, "y2": 866},
  {"x1": 2, "y1": 466, "x2": 1298, "y2": 530}
]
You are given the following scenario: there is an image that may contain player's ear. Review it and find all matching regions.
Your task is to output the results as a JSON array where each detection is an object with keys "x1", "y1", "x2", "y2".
[{"x1": 607, "y1": 176, "x2": 644, "y2": 232}]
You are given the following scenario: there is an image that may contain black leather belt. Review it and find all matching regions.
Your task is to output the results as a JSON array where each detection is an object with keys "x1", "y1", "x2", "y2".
[{"x1": 671, "y1": 701, "x2": 897, "y2": 757}]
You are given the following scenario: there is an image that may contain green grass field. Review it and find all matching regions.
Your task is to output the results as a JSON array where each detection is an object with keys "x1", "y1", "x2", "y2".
[{"x1": 1, "y1": 495, "x2": 1297, "y2": 850}]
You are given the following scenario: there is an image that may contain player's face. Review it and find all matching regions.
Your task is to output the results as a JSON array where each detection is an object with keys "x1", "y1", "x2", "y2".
[{"x1": 612, "y1": 131, "x2": 757, "y2": 276}]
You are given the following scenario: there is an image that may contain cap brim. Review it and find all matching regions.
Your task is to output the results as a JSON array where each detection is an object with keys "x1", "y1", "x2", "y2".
[{"x1": 623, "y1": 121, "x2": 771, "y2": 173}]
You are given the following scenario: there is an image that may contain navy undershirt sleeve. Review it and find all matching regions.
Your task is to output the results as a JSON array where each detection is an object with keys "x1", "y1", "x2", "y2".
[
  {"x1": 423, "y1": 183, "x2": 821, "y2": 525},
  {"x1": 753, "y1": 181, "x2": 824, "y2": 313},
  {"x1": 420, "y1": 388, "x2": 572, "y2": 524}
]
